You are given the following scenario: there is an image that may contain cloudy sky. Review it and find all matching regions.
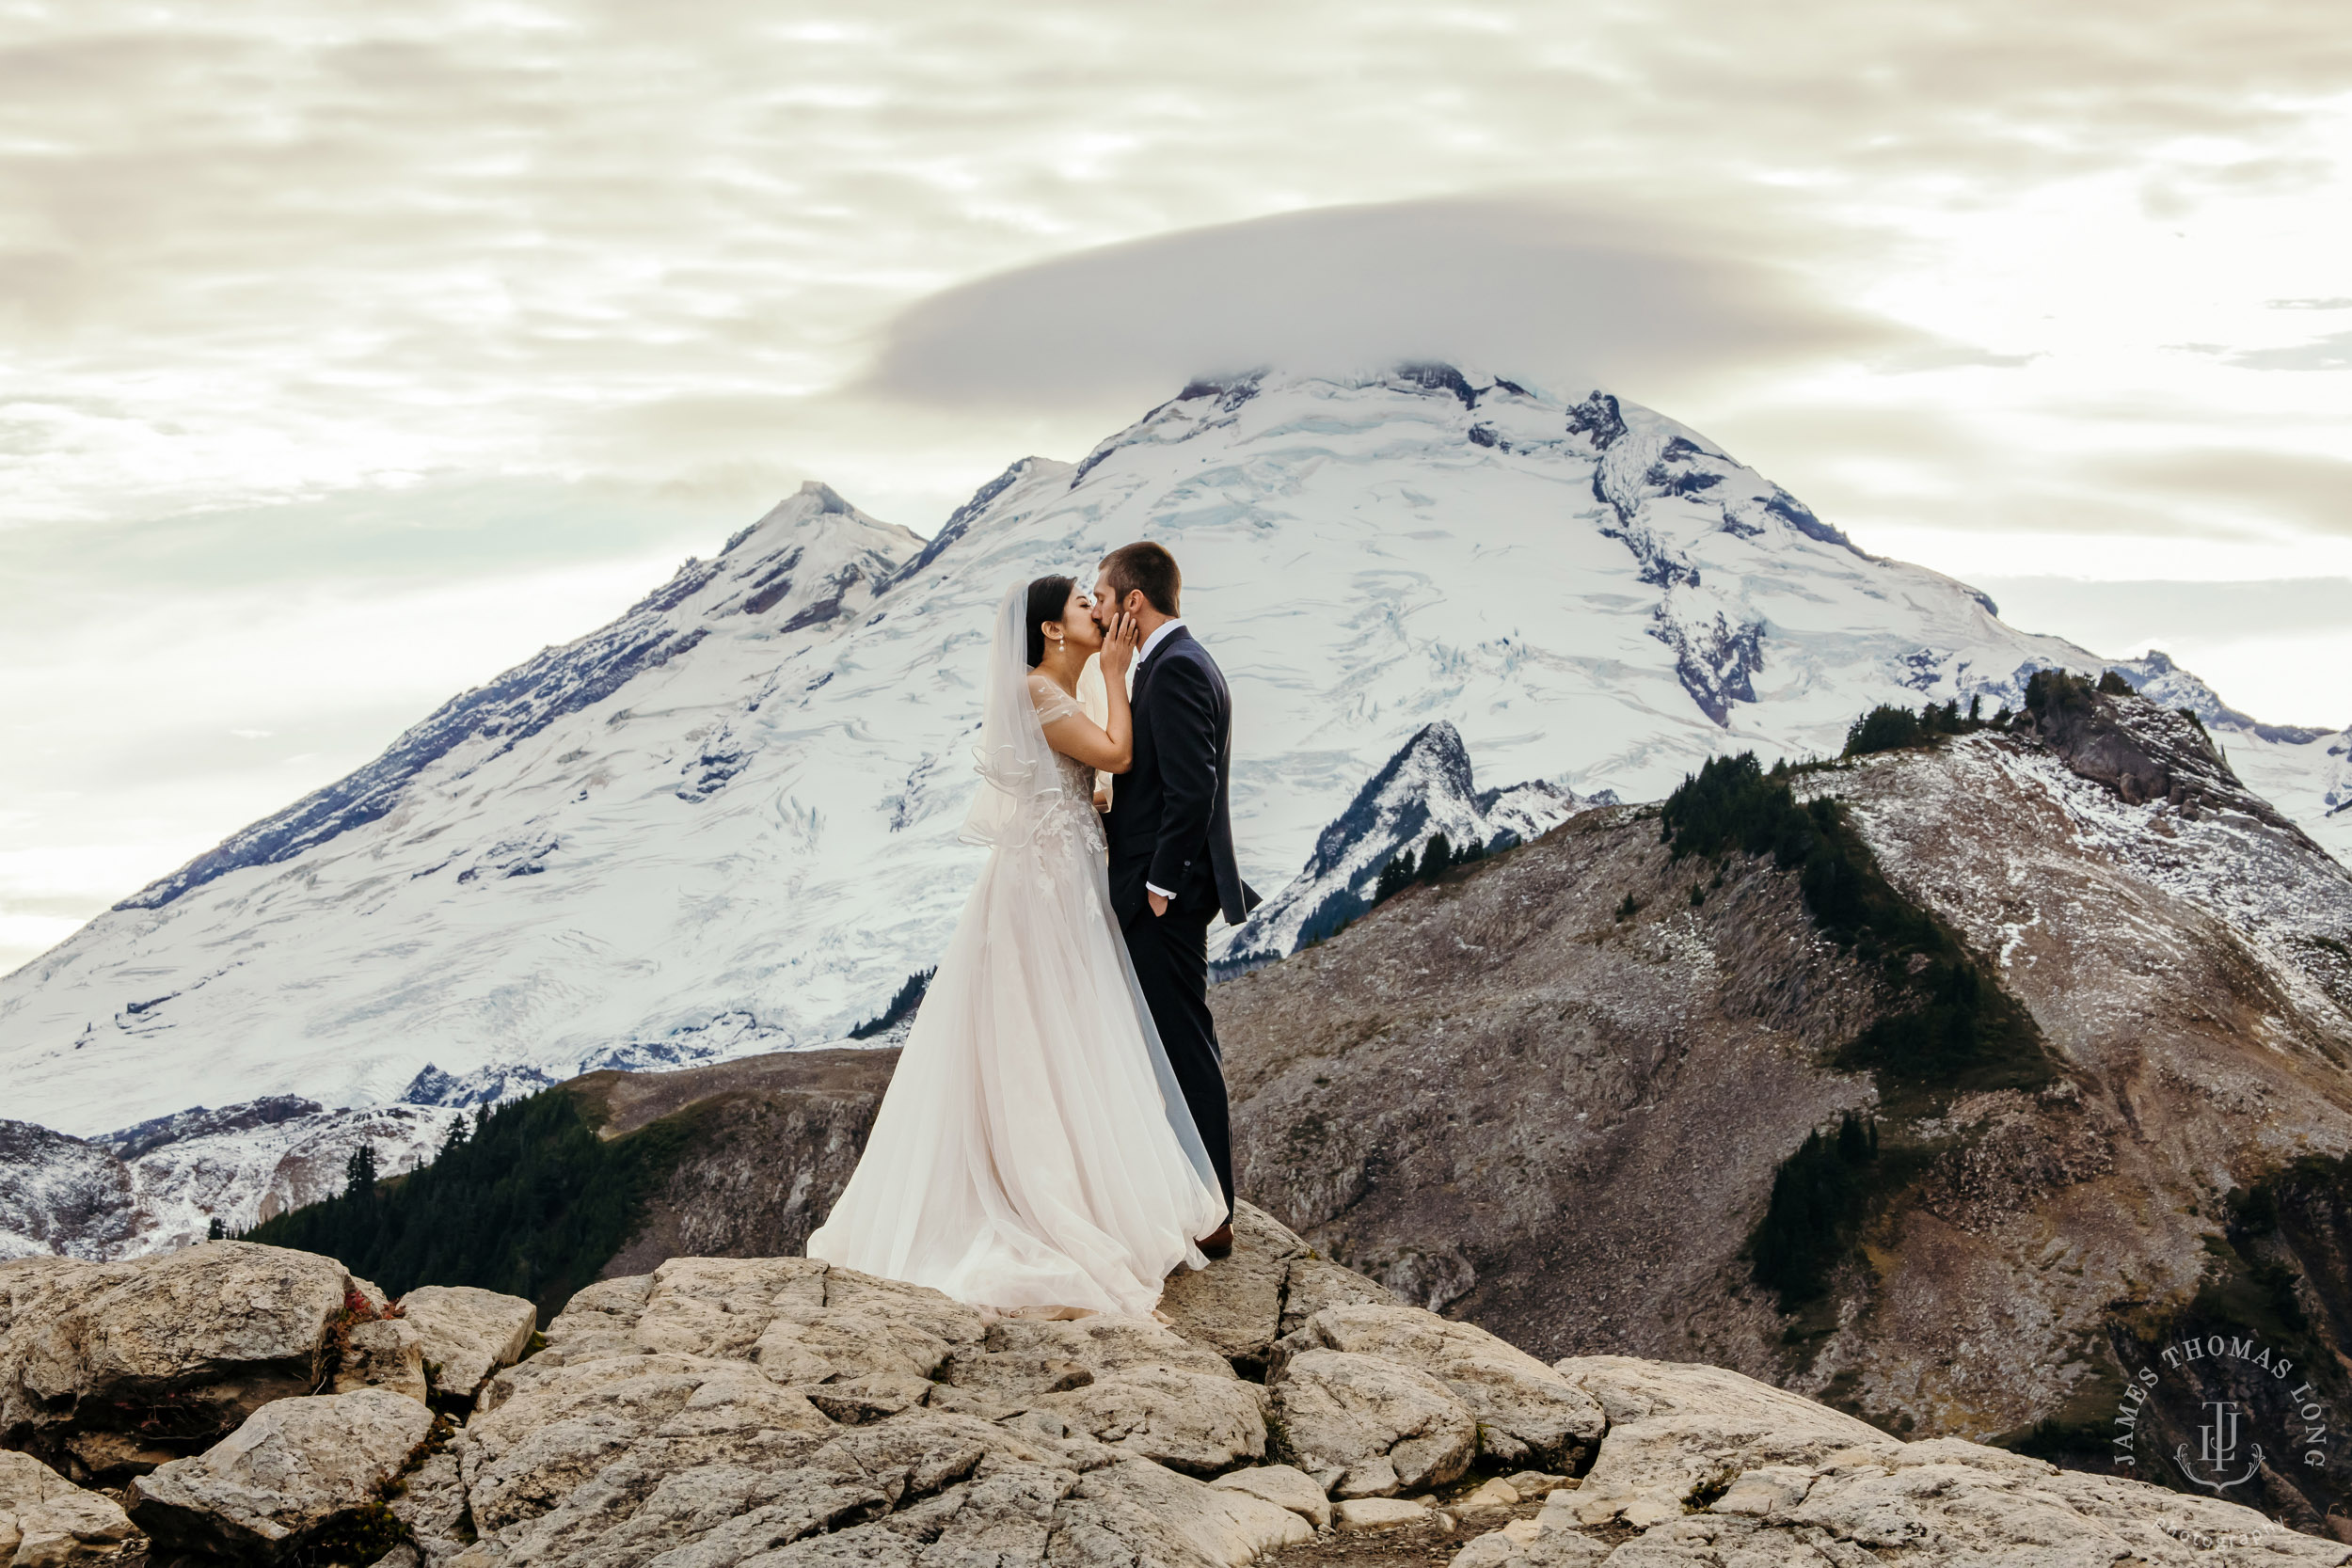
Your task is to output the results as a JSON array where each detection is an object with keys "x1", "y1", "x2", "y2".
[{"x1": 5, "y1": 0, "x2": 2350, "y2": 970}]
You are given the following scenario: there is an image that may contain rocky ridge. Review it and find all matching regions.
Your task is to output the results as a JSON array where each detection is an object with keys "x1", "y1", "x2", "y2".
[{"x1": 4, "y1": 1218, "x2": 2341, "y2": 1567}]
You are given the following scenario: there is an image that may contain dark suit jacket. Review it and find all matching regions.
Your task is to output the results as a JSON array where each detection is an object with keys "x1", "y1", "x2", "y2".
[{"x1": 1104, "y1": 626, "x2": 1257, "y2": 927}]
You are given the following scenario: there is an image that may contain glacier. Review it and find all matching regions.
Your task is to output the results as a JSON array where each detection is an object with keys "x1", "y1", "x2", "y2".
[{"x1": 3, "y1": 364, "x2": 2344, "y2": 1144}]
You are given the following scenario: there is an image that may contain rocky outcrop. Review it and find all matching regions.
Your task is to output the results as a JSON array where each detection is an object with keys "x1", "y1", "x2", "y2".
[
  {"x1": 0, "y1": 1450, "x2": 137, "y2": 1565},
  {"x1": 1442, "y1": 1354, "x2": 2352, "y2": 1567},
  {"x1": 128, "y1": 1387, "x2": 433, "y2": 1560},
  {"x1": 5, "y1": 1229, "x2": 2343, "y2": 1565},
  {"x1": 1156, "y1": 1201, "x2": 1398, "y2": 1374},
  {"x1": 0, "y1": 1243, "x2": 352, "y2": 1482},
  {"x1": 2025, "y1": 666, "x2": 2316, "y2": 838},
  {"x1": 333, "y1": 1315, "x2": 430, "y2": 1403},
  {"x1": 1272, "y1": 1305, "x2": 1604, "y2": 1473},
  {"x1": 0, "y1": 1123, "x2": 141, "y2": 1262},
  {"x1": 401, "y1": 1286, "x2": 538, "y2": 1402}
]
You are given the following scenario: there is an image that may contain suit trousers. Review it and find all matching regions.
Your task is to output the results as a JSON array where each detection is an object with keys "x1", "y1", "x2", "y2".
[{"x1": 1122, "y1": 899, "x2": 1234, "y2": 1225}]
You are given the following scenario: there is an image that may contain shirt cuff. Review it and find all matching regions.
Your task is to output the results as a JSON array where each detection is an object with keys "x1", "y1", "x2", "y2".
[{"x1": 1145, "y1": 881, "x2": 1173, "y2": 899}]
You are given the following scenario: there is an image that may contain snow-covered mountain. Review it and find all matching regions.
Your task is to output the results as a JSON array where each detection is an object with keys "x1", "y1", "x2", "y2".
[
  {"x1": 1216, "y1": 721, "x2": 1584, "y2": 974},
  {"x1": 0, "y1": 1101, "x2": 447, "y2": 1259},
  {"x1": 3, "y1": 365, "x2": 2344, "y2": 1145}
]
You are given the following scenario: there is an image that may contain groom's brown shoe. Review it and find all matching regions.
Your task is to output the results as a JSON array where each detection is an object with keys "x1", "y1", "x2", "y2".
[{"x1": 1198, "y1": 1223, "x2": 1233, "y2": 1259}]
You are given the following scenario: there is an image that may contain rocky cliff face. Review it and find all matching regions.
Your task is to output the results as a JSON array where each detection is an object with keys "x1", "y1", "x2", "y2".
[{"x1": 574, "y1": 1049, "x2": 898, "y2": 1279}]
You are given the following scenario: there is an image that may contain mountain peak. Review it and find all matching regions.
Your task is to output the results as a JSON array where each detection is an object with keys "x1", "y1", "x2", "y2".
[{"x1": 722, "y1": 481, "x2": 918, "y2": 560}]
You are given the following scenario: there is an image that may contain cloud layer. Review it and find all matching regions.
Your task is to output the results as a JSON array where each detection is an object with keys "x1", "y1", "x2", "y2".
[
  {"x1": 863, "y1": 197, "x2": 1916, "y2": 410},
  {"x1": 4, "y1": 0, "x2": 2352, "y2": 968}
]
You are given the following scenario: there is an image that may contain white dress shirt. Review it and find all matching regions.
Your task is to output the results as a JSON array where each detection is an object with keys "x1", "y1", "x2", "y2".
[
  {"x1": 1136, "y1": 617, "x2": 1186, "y2": 670},
  {"x1": 1136, "y1": 619, "x2": 1186, "y2": 901}
]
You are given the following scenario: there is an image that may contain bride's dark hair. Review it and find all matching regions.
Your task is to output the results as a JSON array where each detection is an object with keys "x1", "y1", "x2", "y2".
[{"x1": 1024, "y1": 575, "x2": 1075, "y2": 668}]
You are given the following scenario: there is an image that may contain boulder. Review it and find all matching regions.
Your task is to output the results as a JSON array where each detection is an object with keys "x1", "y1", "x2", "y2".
[
  {"x1": 333, "y1": 1315, "x2": 429, "y2": 1403},
  {"x1": 1334, "y1": 1496, "x2": 1433, "y2": 1531},
  {"x1": 0, "y1": 1450, "x2": 138, "y2": 1566},
  {"x1": 1037, "y1": 1365, "x2": 1267, "y2": 1474},
  {"x1": 0, "y1": 1243, "x2": 350, "y2": 1482},
  {"x1": 1448, "y1": 1524, "x2": 1610, "y2": 1568},
  {"x1": 1281, "y1": 1304, "x2": 1604, "y2": 1470},
  {"x1": 397, "y1": 1285, "x2": 537, "y2": 1398},
  {"x1": 1210, "y1": 1462, "x2": 1332, "y2": 1529},
  {"x1": 1279, "y1": 1253, "x2": 1399, "y2": 1337},
  {"x1": 1053, "y1": 1458, "x2": 1311, "y2": 1565},
  {"x1": 1155, "y1": 1200, "x2": 1399, "y2": 1373},
  {"x1": 1268, "y1": 1347, "x2": 1476, "y2": 1497},
  {"x1": 1550, "y1": 1354, "x2": 1892, "y2": 1526},
  {"x1": 386, "y1": 1448, "x2": 472, "y2": 1565},
  {"x1": 526, "y1": 1274, "x2": 650, "y2": 1366},
  {"x1": 1155, "y1": 1201, "x2": 1300, "y2": 1367},
  {"x1": 128, "y1": 1387, "x2": 432, "y2": 1560},
  {"x1": 1457, "y1": 1476, "x2": 1519, "y2": 1512},
  {"x1": 457, "y1": 1354, "x2": 836, "y2": 1535}
]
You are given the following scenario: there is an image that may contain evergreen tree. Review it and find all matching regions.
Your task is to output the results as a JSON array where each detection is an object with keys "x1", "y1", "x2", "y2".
[
  {"x1": 1842, "y1": 704, "x2": 1924, "y2": 756},
  {"x1": 1371, "y1": 846, "x2": 1418, "y2": 905},
  {"x1": 1418, "y1": 832, "x2": 1453, "y2": 882},
  {"x1": 850, "y1": 969, "x2": 935, "y2": 1039},
  {"x1": 345, "y1": 1140, "x2": 380, "y2": 1202},
  {"x1": 205, "y1": 1215, "x2": 226, "y2": 1242}
]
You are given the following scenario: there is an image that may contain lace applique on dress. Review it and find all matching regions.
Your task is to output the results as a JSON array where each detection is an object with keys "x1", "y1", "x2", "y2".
[
  {"x1": 1027, "y1": 673, "x2": 1085, "y2": 727},
  {"x1": 1025, "y1": 674, "x2": 1104, "y2": 864}
]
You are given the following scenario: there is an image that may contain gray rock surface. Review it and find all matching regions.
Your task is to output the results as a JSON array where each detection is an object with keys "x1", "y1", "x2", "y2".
[
  {"x1": 0, "y1": 1242, "x2": 350, "y2": 1481},
  {"x1": 1156, "y1": 1200, "x2": 1402, "y2": 1376},
  {"x1": 1268, "y1": 1347, "x2": 1477, "y2": 1497},
  {"x1": 128, "y1": 1386, "x2": 432, "y2": 1560},
  {"x1": 1334, "y1": 1496, "x2": 1433, "y2": 1531},
  {"x1": 399, "y1": 1284, "x2": 537, "y2": 1397},
  {"x1": 1552, "y1": 1354, "x2": 1895, "y2": 1527},
  {"x1": 1210, "y1": 1462, "x2": 1332, "y2": 1528},
  {"x1": 22, "y1": 1239, "x2": 2338, "y2": 1567},
  {"x1": 334, "y1": 1315, "x2": 429, "y2": 1403},
  {"x1": 1278, "y1": 1303, "x2": 1604, "y2": 1470},
  {"x1": 0, "y1": 1449, "x2": 138, "y2": 1565}
]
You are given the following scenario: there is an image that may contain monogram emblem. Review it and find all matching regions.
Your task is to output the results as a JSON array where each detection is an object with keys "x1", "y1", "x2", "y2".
[{"x1": 2175, "y1": 1398, "x2": 2263, "y2": 1491}]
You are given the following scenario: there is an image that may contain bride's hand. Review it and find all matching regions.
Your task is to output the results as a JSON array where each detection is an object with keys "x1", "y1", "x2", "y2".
[{"x1": 1098, "y1": 612, "x2": 1140, "y2": 678}]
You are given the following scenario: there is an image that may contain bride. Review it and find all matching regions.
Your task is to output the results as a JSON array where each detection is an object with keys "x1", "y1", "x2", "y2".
[{"x1": 805, "y1": 576, "x2": 1228, "y2": 1316}]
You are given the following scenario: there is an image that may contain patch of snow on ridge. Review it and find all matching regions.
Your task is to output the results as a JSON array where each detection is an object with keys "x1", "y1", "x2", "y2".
[{"x1": 1, "y1": 366, "x2": 2342, "y2": 1135}]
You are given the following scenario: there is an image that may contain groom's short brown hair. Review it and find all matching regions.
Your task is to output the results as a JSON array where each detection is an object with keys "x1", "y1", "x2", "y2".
[{"x1": 1099, "y1": 541, "x2": 1181, "y2": 616}]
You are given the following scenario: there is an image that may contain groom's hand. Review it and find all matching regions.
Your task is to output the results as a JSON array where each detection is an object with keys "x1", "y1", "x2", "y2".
[{"x1": 1148, "y1": 890, "x2": 1168, "y2": 918}]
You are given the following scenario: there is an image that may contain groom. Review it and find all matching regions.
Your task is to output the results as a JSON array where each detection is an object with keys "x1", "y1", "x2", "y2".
[{"x1": 1092, "y1": 542, "x2": 1257, "y2": 1257}]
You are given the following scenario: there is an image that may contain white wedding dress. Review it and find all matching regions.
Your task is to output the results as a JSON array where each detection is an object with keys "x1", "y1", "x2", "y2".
[{"x1": 805, "y1": 585, "x2": 1226, "y2": 1316}]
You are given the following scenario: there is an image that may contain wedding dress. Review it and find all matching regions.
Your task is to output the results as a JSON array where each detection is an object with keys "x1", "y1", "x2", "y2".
[{"x1": 804, "y1": 585, "x2": 1226, "y2": 1315}]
